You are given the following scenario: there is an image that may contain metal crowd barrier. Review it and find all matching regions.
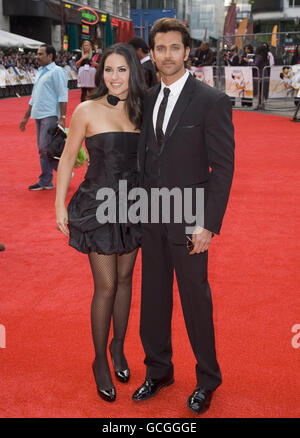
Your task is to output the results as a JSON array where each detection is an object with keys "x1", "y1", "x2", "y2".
[
  {"x1": 212, "y1": 65, "x2": 299, "y2": 111},
  {"x1": 0, "y1": 79, "x2": 78, "y2": 99},
  {"x1": 213, "y1": 66, "x2": 261, "y2": 110},
  {"x1": 2, "y1": 65, "x2": 299, "y2": 114},
  {"x1": 261, "y1": 66, "x2": 300, "y2": 111}
]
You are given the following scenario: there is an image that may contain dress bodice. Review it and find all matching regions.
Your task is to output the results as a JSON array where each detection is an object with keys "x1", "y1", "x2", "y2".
[{"x1": 84, "y1": 132, "x2": 139, "y2": 188}]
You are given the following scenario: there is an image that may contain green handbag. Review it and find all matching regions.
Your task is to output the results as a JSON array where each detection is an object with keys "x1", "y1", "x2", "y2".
[
  {"x1": 75, "y1": 145, "x2": 88, "y2": 168},
  {"x1": 63, "y1": 126, "x2": 88, "y2": 168}
]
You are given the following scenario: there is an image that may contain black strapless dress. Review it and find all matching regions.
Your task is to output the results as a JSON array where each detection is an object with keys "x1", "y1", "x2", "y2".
[{"x1": 67, "y1": 132, "x2": 141, "y2": 255}]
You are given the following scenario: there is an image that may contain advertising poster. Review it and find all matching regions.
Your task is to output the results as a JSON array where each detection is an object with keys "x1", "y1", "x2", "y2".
[
  {"x1": 0, "y1": 65, "x2": 7, "y2": 87},
  {"x1": 5, "y1": 66, "x2": 20, "y2": 85},
  {"x1": 269, "y1": 65, "x2": 300, "y2": 98},
  {"x1": 225, "y1": 66, "x2": 253, "y2": 98},
  {"x1": 64, "y1": 65, "x2": 78, "y2": 80},
  {"x1": 190, "y1": 66, "x2": 214, "y2": 87}
]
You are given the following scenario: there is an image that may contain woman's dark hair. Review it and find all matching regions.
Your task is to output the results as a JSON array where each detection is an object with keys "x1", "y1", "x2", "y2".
[
  {"x1": 262, "y1": 42, "x2": 270, "y2": 51},
  {"x1": 244, "y1": 44, "x2": 253, "y2": 54},
  {"x1": 40, "y1": 44, "x2": 56, "y2": 62},
  {"x1": 88, "y1": 43, "x2": 146, "y2": 130},
  {"x1": 148, "y1": 18, "x2": 191, "y2": 51},
  {"x1": 255, "y1": 45, "x2": 268, "y2": 62}
]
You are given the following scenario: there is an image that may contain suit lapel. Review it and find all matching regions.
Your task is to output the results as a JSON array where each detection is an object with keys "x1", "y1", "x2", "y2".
[
  {"x1": 162, "y1": 74, "x2": 196, "y2": 151},
  {"x1": 138, "y1": 84, "x2": 161, "y2": 179},
  {"x1": 141, "y1": 84, "x2": 161, "y2": 149},
  {"x1": 146, "y1": 84, "x2": 161, "y2": 131}
]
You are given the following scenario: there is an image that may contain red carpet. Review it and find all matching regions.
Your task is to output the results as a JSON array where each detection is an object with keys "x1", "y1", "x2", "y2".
[{"x1": 0, "y1": 91, "x2": 299, "y2": 418}]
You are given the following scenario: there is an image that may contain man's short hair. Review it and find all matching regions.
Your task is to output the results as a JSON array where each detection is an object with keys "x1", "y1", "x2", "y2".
[
  {"x1": 148, "y1": 18, "x2": 191, "y2": 51},
  {"x1": 40, "y1": 44, "x2": 56, "y2": 62},
  {"x1": 128, "y1": 37, "x2": 149, "y2": 54}
]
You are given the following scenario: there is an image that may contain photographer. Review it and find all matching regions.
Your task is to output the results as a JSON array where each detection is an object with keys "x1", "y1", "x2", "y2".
[
  {"x1": 228, "y1": 45, "x2": 240, "y2": 66},
  {"x1": 222, "y1": 50, "x2": 230, "y2": 66},
  {"x1": 240, "y1": 44, "x2": 254, "y2": 66}
]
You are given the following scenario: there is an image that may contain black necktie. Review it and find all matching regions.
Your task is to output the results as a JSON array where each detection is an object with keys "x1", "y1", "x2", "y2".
[{"x1": 155, "y1": 87, "x2": 170, "y2": 147}]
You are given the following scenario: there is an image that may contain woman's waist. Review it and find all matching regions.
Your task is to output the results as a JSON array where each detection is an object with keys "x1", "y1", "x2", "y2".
[{"x1": 83, "y1": 171, "x2": 139, "y2": 188}]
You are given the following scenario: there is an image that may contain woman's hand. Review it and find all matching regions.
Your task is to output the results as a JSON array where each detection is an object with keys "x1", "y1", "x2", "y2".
[{"x1": 56, "y1": 205, "x2": 69, "y2": 237}]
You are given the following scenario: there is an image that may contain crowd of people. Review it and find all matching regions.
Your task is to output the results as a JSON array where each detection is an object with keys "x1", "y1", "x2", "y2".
[
  {"x1": 191, "y1": 41, "x2": 299, "y2": 69},
  {"x1": 0, "y1": 48, "x2": 78, "y2": 72},
  {"x1": 221, "y1": 43, "x2": 275, "y2": 70},
  {"x1": 1, "y1": 40, "x2": 299, "y2": 79}
]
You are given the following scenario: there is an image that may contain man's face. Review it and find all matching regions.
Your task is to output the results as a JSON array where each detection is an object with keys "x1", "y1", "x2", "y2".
[
  {"x1": 36, "y1": 47, "x2": 52, "y2": 67},
  {"x1": 136, "y1": 47, "x2": 144, "y2": 60},
  {"x1": 150, "y1": 31, "x2": 190, "y2": 80}
]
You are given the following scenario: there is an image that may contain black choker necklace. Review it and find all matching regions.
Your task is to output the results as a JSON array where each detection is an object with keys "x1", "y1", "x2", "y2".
[{"x1": 107, "y1": 95, "x2": 126, "y2": 106}]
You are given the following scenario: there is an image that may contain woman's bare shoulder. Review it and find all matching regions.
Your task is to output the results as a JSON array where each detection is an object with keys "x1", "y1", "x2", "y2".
[
  {"x1": 73, "y1": 97, "x2": 106, "y2": 116},
  {"x1": 70, "y1": 100, "x2": 106, "y2": 129}
]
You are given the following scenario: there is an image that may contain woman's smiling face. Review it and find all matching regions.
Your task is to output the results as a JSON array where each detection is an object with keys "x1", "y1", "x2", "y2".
[{"x1": 103, "y1": 53, "x2": 130, "y2": 100}]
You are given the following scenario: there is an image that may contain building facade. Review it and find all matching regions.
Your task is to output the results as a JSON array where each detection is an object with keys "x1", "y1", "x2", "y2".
[
  {"x1": 189, "y1": 0, "x2": 225, "y2": 42},
  {"x1": 0, "y1": 0, "x2": 9, "y2": 31},
  {"x1": 252, "y1": 0, "x2": 300, "y2": 33},
  {"x1": 130, "y1": 0, "x2": 225, "y2": 46},
  {"x1": 1, "y1": 0, "x2": 133, "y2": 51}
]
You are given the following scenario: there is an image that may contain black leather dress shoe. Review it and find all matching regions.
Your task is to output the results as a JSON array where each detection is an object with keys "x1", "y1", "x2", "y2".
[
  {"x1": 187, "y1": 387, "x2": 214, "y2": 415},
  {"x1": 132, "y1": 375, "x2": 174, "y2": 401}
]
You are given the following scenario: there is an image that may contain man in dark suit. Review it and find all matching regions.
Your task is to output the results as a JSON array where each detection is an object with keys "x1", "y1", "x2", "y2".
[
  {"x1": 128, "y1": 36, "x2": 158, "y2": 88},
  {"x1": 132, "y1": 18, "x2": 235, "y2": 414}
]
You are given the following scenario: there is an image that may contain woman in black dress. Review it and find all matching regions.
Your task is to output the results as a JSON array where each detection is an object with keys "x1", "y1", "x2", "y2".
[{"x1": 55, "y1": 43, "x2": 145, "y2": 402}]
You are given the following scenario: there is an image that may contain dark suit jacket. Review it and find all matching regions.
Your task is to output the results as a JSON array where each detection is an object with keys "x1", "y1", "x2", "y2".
[
  {"x1": 142, "y1": 59, "x2": 158, "y2": 88},
  {"x1": 138, "y1": 73, "x2": 235, "y2": 239}
]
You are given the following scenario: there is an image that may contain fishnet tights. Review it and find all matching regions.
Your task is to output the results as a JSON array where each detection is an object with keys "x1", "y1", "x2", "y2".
[{"x1": 88, "y1": 249, "x2": 138, "y2": 390}]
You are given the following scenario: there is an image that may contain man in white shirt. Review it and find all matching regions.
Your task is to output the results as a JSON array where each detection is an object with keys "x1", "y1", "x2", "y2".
[{"x1": 20, "y1": 45, "x2": 68, "y2": 191}]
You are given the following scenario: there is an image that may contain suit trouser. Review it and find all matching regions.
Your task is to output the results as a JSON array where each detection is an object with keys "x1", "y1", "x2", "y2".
[{"x1": 140, "y1": 221, "x2": 222, "y2": 391}]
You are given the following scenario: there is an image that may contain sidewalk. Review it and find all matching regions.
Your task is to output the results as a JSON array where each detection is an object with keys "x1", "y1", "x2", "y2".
[
  {"x1": 236, "y1": 107, "x2": 297, "y2": 118},
  {"x1": 234, "y1": 99, "x2": 299, "y2": 119}
]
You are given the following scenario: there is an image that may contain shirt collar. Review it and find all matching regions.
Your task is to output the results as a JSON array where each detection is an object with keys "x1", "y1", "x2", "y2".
[
  {"x1": 141, "y1": 54, "x2": 151, "y2": 64},
  {"x1": 38, "y1": 61, "x2": 56, "y2": 72},
  {"x1": 160, "y1": 69, "x2": 189, "y2": 97}
]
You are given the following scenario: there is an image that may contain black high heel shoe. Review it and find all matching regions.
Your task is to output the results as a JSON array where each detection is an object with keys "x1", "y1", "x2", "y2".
[
  {"x1": 92, "y1": 360, "x2": 116, "y2": 402},
  {"x1": 109, "y1": 339, "x2": 130, "y2": 383}
]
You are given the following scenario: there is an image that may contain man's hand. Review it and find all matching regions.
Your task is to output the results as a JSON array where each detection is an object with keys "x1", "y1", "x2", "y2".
[
  {"x1": 19, "y1": 118, "x2": 28, "y2": 131},
  {"x1": 57, "y1": 117, "x2": 66, "y2": 129},
  {"x1": 189, "y1": 226, "x2": 213, "y2": 255},
  {"x1": 20, "y1": 106, "x2": 31, "y2": 131}
]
